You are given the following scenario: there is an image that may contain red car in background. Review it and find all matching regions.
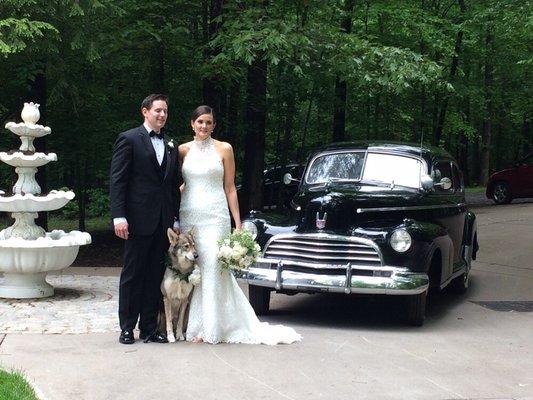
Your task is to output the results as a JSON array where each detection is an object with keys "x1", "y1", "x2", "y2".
[{"x1": 486, "y1": 152, "x2": 533, "y2": 204}]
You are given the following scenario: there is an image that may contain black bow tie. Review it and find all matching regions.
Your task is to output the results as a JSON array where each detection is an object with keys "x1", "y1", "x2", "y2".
[{"x1": 149, "y1": 130, "x2": 164, "y2": 140}]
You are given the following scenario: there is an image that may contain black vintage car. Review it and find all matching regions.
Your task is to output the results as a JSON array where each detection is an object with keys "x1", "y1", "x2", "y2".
[{"x1": 237, "y1": 142, "x2": 479, "y2": 326}]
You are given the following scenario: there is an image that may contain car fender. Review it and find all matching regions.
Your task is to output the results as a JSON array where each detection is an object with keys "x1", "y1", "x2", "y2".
[
  {"x1": 426, "y1": 235, "x2": 454, "y2": 287},
  {"x1": 462, "y1": 211, "x2": 478, "y2": 260},
  {"x1": 399, "y1": 220, "x2": 453, "y2": 285}
]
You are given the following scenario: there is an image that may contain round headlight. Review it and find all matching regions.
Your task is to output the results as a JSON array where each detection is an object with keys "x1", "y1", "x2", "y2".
[
  {"x1": 390, "y1": 229, "x2": 412, "y2": 253},
  {"x1": 241, "y1": 220, "x2": 258, "y2": 239}
]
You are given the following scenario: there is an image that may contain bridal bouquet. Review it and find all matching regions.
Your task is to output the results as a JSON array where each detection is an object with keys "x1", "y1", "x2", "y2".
[{"x1": 217, "y1": 230, "x2": 261, "y2": 271}]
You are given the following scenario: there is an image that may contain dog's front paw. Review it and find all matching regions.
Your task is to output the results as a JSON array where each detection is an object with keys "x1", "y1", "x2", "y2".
[
  {"x1": 167, "y1": 333, "x2": 176, "y2": 343},
  {"x1": 178, "y1": 334, "x2": 185, "y2": 341}
]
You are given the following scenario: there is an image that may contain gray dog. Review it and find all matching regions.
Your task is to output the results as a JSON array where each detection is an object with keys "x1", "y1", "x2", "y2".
[{"x1": 160, "y1": 228, "x2": 200, "y2": 342}]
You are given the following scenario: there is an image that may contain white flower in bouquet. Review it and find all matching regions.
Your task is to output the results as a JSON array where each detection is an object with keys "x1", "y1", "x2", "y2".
[
  {"x1": 217, "y1": 229, "x2": 261, "y2": 271},
  {"x1": 188, "y1": 266, "x2": 201, "y2": 285},
  {"x1": 219, "y1": 244, "x2": 233, "y2": 259}
]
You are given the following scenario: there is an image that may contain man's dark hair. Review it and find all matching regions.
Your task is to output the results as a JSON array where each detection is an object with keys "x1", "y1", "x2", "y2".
[{"x1": 141, "y1": 94, "x2": 168, "y2": 111}]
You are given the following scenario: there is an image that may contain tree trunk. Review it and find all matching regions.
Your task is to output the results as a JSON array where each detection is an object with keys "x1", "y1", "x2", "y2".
[
  {"x1": 276, "y1": 89, "x2": 296, "y2": 208},
  {"x1": 152, "y1": 42, "x2": 165, "y2": 93},
  {"x1": 372, "y1": 92, "x2": 380, "y2": 139},
  {"x1": 480, "y1": 28, "x2": 494, "y2": 185},
  {"x1": 419, "y1": 88, "x2": 427, "y2": 142},
  {"x1": 332, "y1": 0, "x2": 354, "y2": 142},
  {"x1": 241, "y1": 56, "x2": 267, "y2": 213},
  {"x1": 298, "y1": 85, "x2": 315, "y2": 161},
  {"x1": 202, "y1": 0, "x2": 225, "y2": 137},
  {"x1": 434, "y1": 0, "x2": 465, "y2": 144},
  {"x1": 459, "y1": 65, "x2": 471, "y2": 184},
  {"x1": 77, "y1": 158, "x2": 87, "y2": 232},
  {"x1": 29, "y1": 70, "x2": 48, "y2": 231},
  {"x1": 226, "y1": 81, "x2": 239, "y2": 149},
  {"x1": 333, "y1": 77, "x2": 347, "y2": 141}
]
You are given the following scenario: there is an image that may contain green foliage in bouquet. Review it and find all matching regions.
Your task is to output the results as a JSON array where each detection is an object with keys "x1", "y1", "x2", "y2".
[{"x1": 217, "y1": 230, "x2": 261, "y2": 271}]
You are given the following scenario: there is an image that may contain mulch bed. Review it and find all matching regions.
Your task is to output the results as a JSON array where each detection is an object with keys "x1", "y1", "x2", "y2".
[{"x1": 72, "y1": 230, "x2": 123, "y2": 268}]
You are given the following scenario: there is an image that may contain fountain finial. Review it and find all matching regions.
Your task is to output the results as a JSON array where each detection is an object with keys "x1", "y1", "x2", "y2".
[{"x1": 21, "y1": 102, "x2": 40, "y2": 124}]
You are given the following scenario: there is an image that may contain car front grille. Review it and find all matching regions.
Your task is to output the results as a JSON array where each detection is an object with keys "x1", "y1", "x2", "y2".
[{"x1": 263, "y1": 233, "x2": 382, "y2": 270}]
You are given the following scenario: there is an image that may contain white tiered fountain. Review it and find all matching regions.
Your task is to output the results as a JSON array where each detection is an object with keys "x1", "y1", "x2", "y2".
[{"x1": 0, "y1": 102, "x2": 91, "y2": 298}]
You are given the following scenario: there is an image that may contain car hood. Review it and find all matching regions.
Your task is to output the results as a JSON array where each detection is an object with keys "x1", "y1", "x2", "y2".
[
  {"x1": 292, "y1": 186, "x2": 427, "y2": 232},
  {"x1": 489, "y1": 167, "x2": 516, "y2": 180}
]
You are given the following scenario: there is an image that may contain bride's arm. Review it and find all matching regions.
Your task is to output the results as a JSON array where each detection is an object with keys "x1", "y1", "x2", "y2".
[
  {"x1": 178, "y1": 144, "x2": 189, "y2": 194},
  {"x1": 221, "y1": 142, "x2": 242, "y2": 230}
]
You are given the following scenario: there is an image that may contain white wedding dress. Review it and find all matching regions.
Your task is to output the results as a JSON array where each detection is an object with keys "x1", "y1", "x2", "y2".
[{"x1": 180, "y1": 137, "x2": 301, "y2": 345}]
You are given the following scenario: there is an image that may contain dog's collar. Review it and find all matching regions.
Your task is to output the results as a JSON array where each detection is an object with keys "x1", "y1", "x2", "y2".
[{"x1": 168, "y1": 265, "x2": 192, "y2": 282}]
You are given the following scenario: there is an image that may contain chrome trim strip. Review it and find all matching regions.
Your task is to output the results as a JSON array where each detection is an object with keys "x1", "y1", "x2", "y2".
[
  {"x1": 271, "y1": 240, "x2": 374, "y2": 249},
  {"x1": 264, "y1": 250, "x2": 380, "y2": 263},
  {"x1": 235, "y1": 264, "x2": 429, "y2": 295},
  {"x1": 440, "y1": 265, "x2": 467, "y2": 289},
  {"x1": 262, "y1": 233, "x2": 384, "y2": 266},
  {"x1": 356, "y1": 203, "x2": 466, "y2": 214},
  {"x1": 267, "y1": 244, "x2": 377, "y2": 255},
  {"x1": 256, "y1": 257, "x2": 399, "y2": 271}
]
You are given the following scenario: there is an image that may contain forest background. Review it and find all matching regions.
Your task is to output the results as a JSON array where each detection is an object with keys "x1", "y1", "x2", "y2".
[{"x1": 0, "y1": 0, "x2": 531, "y2": 232}]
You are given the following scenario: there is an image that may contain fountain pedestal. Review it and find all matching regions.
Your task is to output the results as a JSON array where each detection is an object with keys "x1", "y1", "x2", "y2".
[
  {"x1": 1, "y1": 272, "x2": 53, "y2": 298},
  {"x1": 0, "y1": 102, "x2": 91, "y2": 298}
]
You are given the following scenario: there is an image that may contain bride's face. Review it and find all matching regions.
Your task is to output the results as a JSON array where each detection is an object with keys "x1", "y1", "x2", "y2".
[{"x1": 191, "y1": 113, "x2": 215, "y2": 140}]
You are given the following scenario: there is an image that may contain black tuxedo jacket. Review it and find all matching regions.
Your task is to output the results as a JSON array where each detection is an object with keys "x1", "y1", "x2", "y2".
[{"x1": 109, "y1": 125, "x2": 181, "y2": 236}]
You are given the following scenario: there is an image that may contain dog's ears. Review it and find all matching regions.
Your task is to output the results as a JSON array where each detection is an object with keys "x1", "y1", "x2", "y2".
[
  {"x1": 188, "y1": 227, "x2": 195, "y2": 239},
  {"x1": 167, "y1": 228, "x2": 179, "y2": 245}
]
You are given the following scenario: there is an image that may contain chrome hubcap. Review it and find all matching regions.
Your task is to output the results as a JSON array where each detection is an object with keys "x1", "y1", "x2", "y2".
[{"x1": 493, "y1": 184, "x2": 508, "y2": 202}]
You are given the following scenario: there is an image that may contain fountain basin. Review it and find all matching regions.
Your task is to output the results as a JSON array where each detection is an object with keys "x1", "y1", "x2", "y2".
[
  {"x1": 0, "y1": 230, "x2": 92, "y2": 298},
  {"x1": 0, "y1": 152, "x2": 57, "y2": 167},
  {"x1": 4, "y1": 122, "x2": 51, "y2": 138},
  {"x1": 0, "y1": 190, "x2": 75, "y2": 212}
]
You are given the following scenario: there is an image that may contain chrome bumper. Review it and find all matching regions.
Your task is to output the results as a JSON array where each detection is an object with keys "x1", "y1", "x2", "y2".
[{"x1": 234, "y1": 258, "x2": 429, "y2": 295}]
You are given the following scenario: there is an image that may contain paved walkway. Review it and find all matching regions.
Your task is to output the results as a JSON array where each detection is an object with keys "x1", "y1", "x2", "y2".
[
  {"x1": 0, "y1": 273, "x2": 119, "y2": 334},
  {"x1": 0, "y1": 202, "x2": 532, "y2": 400}
]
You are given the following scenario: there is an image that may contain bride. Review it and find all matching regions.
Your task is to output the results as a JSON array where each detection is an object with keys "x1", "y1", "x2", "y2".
[{"x1": 178, "y1": 105, "x2": 301, "y2": 345}]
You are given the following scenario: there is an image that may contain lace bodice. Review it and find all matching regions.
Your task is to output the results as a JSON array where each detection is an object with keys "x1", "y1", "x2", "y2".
[{"x1": 180, "y1": 137, "x2": 230, "y2": 231}]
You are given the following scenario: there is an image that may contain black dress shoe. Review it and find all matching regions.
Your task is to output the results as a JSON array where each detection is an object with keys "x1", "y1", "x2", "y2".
[
  {"x1": 119, "y1": 330, "x2": 135, "y2": 344},
  {"x1": 140, "y1": 331, "x2": 168, "y2": 343}
]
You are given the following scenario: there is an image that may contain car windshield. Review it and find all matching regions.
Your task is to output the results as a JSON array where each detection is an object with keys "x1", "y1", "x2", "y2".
[
  {"x1": 306, "y1": 151, "x2": 425, "y2": 189},
  {"x1": 362, "y1": 153, "x2": 425, "y2": 188},
  {"x1": 306, "y1": 152, "x2": 365, "y2": 183}
]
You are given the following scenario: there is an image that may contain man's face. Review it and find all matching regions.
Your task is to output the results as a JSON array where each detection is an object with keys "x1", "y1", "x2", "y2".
[{"x1": 142, "y1": 100, "x2": 168, "y2": 132}]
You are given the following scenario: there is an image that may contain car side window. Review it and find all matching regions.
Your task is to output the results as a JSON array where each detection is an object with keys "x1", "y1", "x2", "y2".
[
  {"x1": 289, "y1": 166, "x2": 304, "y2": 179},
  {"x1": 451, "y1": 163, "x2": 463, "y2": 192},
  {"x1": 432, "y1": 161, "x2": 453, "y2": 193},
  {"x1": 522, "y1": 154, "x2": 533, "y2": 166},
  {"x1": 263, "y1": 169, "x2": 275, "y2": 184}
]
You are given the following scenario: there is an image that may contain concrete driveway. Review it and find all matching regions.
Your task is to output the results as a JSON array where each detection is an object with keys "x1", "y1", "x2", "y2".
[{"x1": 0, "y1": 201, "x2": 532, "y2": 400}]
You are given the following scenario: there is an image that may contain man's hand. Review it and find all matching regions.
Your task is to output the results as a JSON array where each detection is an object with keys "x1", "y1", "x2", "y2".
[
  {"x1": 114, "y1": 222, "x2": 129, "y2": 240},
  {"x1": 173, "y1": 219, "x2": 180, "y2": 235}
]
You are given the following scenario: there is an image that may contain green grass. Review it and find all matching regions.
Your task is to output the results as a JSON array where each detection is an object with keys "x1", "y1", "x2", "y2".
[
  {"x1": 0, "y1": 369, "x2": 38, "y2": 400},
  {"x1": 47, "y1": 215, "x2": 110, "y2": 232},
  {"x1": 465, "y1": 186, "x2": 486, "y2": 193},
  {"x1": 0, "y1": 215, "x2": 110, "y2": 233}
]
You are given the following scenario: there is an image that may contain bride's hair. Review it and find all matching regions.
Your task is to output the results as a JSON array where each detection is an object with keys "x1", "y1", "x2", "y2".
[{"x1": 191, "y1": 105, "x2": 216, "y2": 123}]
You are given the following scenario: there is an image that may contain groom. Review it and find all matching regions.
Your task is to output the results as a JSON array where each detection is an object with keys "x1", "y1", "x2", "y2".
[{"x1": 109, "y1": 94, "x2": 181, "y2": 344}]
